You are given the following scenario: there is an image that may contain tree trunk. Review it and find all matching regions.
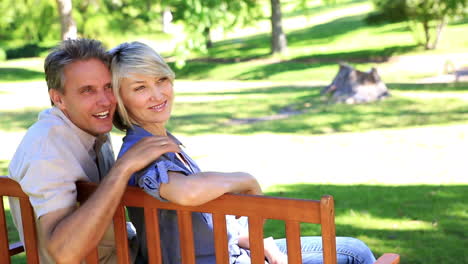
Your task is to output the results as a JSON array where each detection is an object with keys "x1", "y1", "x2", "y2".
[
  {"x1": 55, "y1": 0, "x2": 77, "y2": 40},
  {"x1": 422, "y1": 19, "x2": 431, "y2": 50},
  {"x1": 430, "y1": 16, "x2": 446, "y2": 50},
  {"x1": 204, "y1": 27, "x2": 213, "y2": 49},
  {"x1": 270, "y1": 0, "x2": 287, "y2": 55}
]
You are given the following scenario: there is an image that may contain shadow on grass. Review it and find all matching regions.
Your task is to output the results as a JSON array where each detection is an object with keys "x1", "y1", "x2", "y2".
[
  {"x1": 264, "y1": 184, "x2": 468, "y2": 264},
  {"x1": 389, "y1": 82, "x2": 468, "y2": 92},
  {"x1": 169, "y1": 61, "x2": 228, "y2": 80},
  {"x1": 207, "y1": 15, "x2": 375, "y2": 61},
  {"x1": 283, "y1": 0, "x2": 368, "y2": 19},
  {"x1": 0, "y1": 68, "x2": 44, "y2": 82},
  {"x1": 168, "y1": 83, "x2": 468, "y2": 135},
  {"x1": 294, "y1": 45, "x2": 420, "y2": 63},
  {"x1": 205, "y1": 14, "x2": 417, "y2": 64},
  {"x1": 0, "y1": 108, "x2": 44, "y2": 131}
]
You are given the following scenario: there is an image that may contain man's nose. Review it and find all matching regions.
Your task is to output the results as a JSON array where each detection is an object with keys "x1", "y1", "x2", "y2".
[{"x1": 97, "y1": 89, "x2": 114, "y2": 106}]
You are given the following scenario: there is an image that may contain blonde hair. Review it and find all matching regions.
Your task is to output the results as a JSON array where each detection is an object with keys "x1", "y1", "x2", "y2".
[{"x1": 109, "y1": 42, "x2": 175, "y2": 131}]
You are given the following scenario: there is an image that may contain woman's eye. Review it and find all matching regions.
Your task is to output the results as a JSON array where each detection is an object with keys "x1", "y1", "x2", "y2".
[{"x1": 135, "y1": 85, "x2": 145, "y2": 91}]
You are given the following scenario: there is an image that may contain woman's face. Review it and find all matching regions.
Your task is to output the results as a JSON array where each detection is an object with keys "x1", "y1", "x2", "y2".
[{"x1": 119, "y1": 73, "x2": 174, "y2": 128}]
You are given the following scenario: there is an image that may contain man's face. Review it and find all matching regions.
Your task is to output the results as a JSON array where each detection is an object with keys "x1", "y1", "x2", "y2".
[{"x1": 49, "y1": 59, "x2": 116, "y2": 136}]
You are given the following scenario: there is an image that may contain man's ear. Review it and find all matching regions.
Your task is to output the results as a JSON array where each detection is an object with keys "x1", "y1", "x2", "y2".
[{"x1": 49, "y1": 89, "x2": 65, "y2": 110}]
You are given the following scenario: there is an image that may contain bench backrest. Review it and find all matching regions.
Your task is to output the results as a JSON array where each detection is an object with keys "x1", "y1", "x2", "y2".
[
  {"x1": 0, "y1": 176, "x2": 39, "y2": 264},
  {"x1": 0, "y1": 176, "x2": 337, "y2": 264},
  {"x1": 76, "y1": 181, "x2": 337, "y2": 264}
]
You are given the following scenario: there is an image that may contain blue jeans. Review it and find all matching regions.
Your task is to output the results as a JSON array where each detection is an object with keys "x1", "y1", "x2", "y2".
[{"x1": 235, "y1": 236, "x2": 376, "y2": 264}]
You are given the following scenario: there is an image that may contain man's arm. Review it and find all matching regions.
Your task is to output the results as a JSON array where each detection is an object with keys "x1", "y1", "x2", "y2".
[
  {"x1": 160, "y1": 171, "x2": 262, "y2": 206},
  {"x1": 39, "y1": 136, "x2": 180, "y2": 263}
]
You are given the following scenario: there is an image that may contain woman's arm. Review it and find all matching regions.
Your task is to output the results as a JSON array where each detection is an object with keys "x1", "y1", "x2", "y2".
[{"x1": 159, "y1": 171, "x2": 262, "y2": 206}]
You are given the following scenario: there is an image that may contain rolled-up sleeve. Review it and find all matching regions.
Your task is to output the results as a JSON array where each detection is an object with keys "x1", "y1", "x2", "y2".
[{"x1": 135, "y1": 159, "x2": 188, "y2": 202}]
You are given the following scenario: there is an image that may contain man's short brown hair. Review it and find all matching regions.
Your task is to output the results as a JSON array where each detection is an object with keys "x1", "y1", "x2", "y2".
[{"x1": 44, "y1": 38, "x2": 110, "y2": 105}]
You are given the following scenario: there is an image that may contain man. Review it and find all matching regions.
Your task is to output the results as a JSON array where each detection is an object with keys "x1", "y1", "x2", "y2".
[{"x1": 8, "y1": 38, "x2": 181, "y2": 263}]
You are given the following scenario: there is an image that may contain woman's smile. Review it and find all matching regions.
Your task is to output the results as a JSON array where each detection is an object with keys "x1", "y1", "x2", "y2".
[{"x1": 148, "y1": 100, "x2": 167, "y2": 112}]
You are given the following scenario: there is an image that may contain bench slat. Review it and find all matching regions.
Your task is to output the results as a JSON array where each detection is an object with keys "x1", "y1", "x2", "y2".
[
  {"x1": 19, "y1": 197, "x2": 39, "y2": 264},
  {"x1": 177, "y1": 210, "x2": 195, "y2": 264},
  {"x1": 212, "y1": 213, "x2": 229, "y2": 264},
  {"x1": 0, "y1": 197, "x2": 11, "y2": 264},
  {"x1": 320, "y1": 196, "x2": 337, "y2": 264},
  {"x1": 78, "y1": 186, "x2": 322, "y2": 223},
  {"x1": 144, "y1": 208, "x2": 162, "y2": 264},
  {"x1": 285, "y1": 220, "x2": 302, "y2": 264},
  {"x1": 248, "y1": 216, "x2": 264, "y2": 264},
  {"x1": 114, "y1": 205, "x2": 130, "y2": 263}
]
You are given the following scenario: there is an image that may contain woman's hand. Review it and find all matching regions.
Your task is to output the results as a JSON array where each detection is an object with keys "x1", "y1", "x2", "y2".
[{"x1": 264, "y1": 237, "x2": 288, "y2": 264}]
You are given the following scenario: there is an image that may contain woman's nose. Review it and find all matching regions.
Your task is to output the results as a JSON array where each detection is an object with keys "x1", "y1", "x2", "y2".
[{"x1": 149, "y1": 86, "x2": 164, "y2": 101}]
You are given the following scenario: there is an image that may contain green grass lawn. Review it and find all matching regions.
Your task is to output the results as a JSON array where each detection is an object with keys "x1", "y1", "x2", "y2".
[
  {"x1": 168, "y1": 82, "x2": 468, "y2": 136},
  {"x1": 264, "y1": 184, "x2": 468, "y2": 264}
]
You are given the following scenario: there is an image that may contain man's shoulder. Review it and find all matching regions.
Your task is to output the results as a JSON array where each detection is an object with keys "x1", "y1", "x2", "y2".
[
  {"x1": 23, "y1": 110, "x2": 76, "y2": 146},
  {"x1": 12, "y1": 108, "x2": 81, "y2": 164}
]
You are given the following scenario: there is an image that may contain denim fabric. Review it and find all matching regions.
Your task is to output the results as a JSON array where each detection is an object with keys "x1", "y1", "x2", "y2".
[{"x1": 234, "y1": 237, "x2": 376, "y2": 264}]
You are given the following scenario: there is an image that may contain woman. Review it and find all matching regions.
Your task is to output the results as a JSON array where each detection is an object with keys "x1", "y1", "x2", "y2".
[{"x1": 109, "y1": 41, "x2": 376, "y2": 264}]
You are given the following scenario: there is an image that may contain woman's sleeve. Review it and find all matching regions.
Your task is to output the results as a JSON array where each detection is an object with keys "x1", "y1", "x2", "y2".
[{"x1": 134, "y1": 159, "x2": 188, "y2": 202}]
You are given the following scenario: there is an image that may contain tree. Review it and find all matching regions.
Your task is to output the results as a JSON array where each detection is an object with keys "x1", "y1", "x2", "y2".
[
  {"x1": 369, "y1": 0, "x2": 467, "y2": 50},
  {"x1": 171, "y1": 0, "x2": 260, "y2": 51},
  {"x1": 406, "y1": 0, "x2": 467, "y2": 50},
  {"x1": 55, "y1": 0, "x2": 77, "y2": 40},
  {"x1": 0, "y1": 0, "x2": 59, "y2": 43},
  {"x1": 270, "y1": 0, "x2": 287, "y2": 55}
]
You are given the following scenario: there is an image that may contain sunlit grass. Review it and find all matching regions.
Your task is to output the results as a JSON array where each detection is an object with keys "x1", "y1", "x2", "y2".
[{"x1": 264, "y1": 184, "x2": 468, "y2": 264}]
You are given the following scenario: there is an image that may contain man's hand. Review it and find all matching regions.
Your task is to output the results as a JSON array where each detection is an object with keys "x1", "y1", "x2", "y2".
[{"x1": 115, "y1": 136, "x2": 181, "y2": 175}]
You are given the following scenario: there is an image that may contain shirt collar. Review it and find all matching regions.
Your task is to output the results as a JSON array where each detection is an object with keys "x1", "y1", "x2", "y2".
[
  {"x1": 126, "y1": 125, "x2": 183, "y2": 146},
  {"x1": 43, "y1": 107, "x2": 105, "y2": 152}
]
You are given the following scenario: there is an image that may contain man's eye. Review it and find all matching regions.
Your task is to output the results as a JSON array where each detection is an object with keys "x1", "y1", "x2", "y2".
[
  {"x1": 157, "y1": 77, "x2": 168, "y2": 83},
  {"x1": 81, "y1": 87, "x2": 92, "y2": 93}
]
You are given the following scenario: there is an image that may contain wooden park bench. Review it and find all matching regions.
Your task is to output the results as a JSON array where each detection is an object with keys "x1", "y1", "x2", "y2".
[{"x1": 1, "y1": 176, "x2": 400, "y2": 264}]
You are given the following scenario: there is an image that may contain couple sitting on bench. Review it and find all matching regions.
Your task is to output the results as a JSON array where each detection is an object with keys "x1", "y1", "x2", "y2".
[{"x1": 8, "y1": 38, "x2": 377, "y2": 263}]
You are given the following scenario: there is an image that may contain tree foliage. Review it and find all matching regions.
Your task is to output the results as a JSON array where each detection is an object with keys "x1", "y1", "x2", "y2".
[
  {"x1": 406, "y1": 0, "x2": 467, "y2": 49},
  {"x1": 369, "y1": 0, "x2": 468, "y2": 49},
  {"x1": 0, "y1": 0, "x2": 60, "y2": 42}
]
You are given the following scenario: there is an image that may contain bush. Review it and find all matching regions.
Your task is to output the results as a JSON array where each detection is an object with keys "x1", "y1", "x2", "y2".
[
  {"x1": 366, "y1": 0, "x2": 407, "y2": 24},
  {"x1": 5, "y1": 43, "x2": 50, "y2": 59}
]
